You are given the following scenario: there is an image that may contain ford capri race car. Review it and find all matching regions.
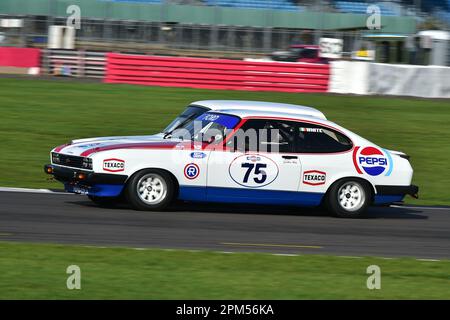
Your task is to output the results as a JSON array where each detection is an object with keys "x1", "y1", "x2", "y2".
[{"x1": 45, "y1": 103, "x2": 418, "y2": 218}]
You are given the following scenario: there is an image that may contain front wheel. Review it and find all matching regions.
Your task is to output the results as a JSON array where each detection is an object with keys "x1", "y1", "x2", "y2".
[
  {"x1": 325, "y1": 179, "x2": 371, "y2": 218},
  {"x1": 125, "y1": 169, "x2": 175, "y2": 211}
]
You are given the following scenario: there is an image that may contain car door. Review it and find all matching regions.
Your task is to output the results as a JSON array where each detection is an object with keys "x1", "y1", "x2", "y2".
[{"x1": 206, "y1": 119, "x2": 302, "y2": 204}]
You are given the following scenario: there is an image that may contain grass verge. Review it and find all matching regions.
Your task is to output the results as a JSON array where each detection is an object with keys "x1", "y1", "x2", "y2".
[
  {"x1": 0, "y1": 78, "x2": 449, "y2": 205},
  {"x1": 0, "y1": 242, "x2": 449, "y2": 299}
]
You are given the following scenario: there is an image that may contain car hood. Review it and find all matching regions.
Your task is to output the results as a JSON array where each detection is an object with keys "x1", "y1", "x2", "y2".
[
  {"x1": 53, "y1": 133, "x2": 183, "y2": 157},
  {"x1": 70, "y1": 133, "x2": 165, "y2": 145}
]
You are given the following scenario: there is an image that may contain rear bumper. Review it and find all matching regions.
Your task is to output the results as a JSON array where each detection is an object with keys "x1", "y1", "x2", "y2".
[
  {"x1": 373, "y1": 185, "x2": 419, "y2": 205},
  {"x1": 44, "y1": 164, "x2": 127, "y2": 196},
  {"x1": 376, "y1": 185, "x2": 419, "y2": 198}
]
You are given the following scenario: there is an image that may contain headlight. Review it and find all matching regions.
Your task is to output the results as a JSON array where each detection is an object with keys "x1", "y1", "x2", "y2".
[
  {"x1": 51, "y1": 152, "x2": 61, "y2": 164},
  {"x1": 82, "y1": 157, "x2": 93, "y2": 170}
]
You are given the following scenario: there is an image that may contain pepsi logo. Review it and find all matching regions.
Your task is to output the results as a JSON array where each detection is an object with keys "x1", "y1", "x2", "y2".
[{"x1": 353, "y1": 146, "x2": 392, "y2": 177}]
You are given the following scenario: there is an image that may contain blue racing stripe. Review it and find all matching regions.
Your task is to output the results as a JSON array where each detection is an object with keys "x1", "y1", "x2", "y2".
[
  {"x1": 65, "y1": 183, "x2": 124, "y2": 197},
  {"x1": 374, "y1": 194, "x2": 404, "y2": 204},
  {"x1": 178, "y1": 186, "x2": 324, "y2": 207}
]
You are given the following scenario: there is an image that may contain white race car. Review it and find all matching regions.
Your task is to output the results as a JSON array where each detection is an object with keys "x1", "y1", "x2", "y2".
[{"x1": 45, "y1": 104, "x2": 418, "y2": 218}]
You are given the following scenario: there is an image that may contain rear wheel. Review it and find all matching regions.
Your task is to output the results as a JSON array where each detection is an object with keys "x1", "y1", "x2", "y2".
[
  {"x1": 325, "y1": 179, "x2": 370, "y2": 218},
  {"x1": 125, "y1": 169, "x2": 175, "y2": 211}
]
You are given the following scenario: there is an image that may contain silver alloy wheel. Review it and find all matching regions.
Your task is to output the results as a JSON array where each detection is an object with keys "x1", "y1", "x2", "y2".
[
  {"x1": 136, "y1": 173, "x2": 167, "y2": 205},
  {"x1": 337, "y1": 181, "x2": 365, "y2": 212}
]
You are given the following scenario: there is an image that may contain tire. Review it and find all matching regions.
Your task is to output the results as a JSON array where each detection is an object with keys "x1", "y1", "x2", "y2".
[
  {"x1": 125, "y1": 169, "x2": 176, "y2": 211},
  {"x1": 88, "y1": 195, "x2": 119, "y2": 207},
  {"x1": 325, "y1": 179, "x2": 371, "y2": 218}
]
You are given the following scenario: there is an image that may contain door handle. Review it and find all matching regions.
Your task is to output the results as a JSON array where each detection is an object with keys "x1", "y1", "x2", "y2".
[{"x1": 282, "y1": 155, "x2": 298, "y2": 159}]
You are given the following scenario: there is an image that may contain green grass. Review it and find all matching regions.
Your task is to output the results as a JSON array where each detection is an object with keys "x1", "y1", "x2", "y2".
[
  {"x1": 0, "y1": 78, "x2": 449, "y2": 205},
  {"x1": 0, "y1": 242, "x2": 449, "y2": 299}
]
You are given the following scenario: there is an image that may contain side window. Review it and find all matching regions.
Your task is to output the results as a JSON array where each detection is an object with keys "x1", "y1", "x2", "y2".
[
  {"x1": 227, "y1": 119, "x2": 296, "y2": 153},
  {"x1": 296, "y1": 123, "x2": 352, "y2": 153}
]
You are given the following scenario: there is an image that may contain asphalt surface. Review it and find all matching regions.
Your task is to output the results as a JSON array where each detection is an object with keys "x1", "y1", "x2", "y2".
[{"x1": 0, "y1": 191, "x2": 449, "y2": 259}]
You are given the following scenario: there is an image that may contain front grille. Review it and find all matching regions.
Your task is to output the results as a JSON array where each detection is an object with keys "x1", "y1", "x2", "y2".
[{"x1": 52, "y1": 153, "x2": 85, "y2": 169}]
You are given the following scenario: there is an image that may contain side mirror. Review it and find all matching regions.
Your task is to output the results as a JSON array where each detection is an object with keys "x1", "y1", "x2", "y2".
[
  {"x1": 207, "y1": 134, "x2": 223, "y2": 144},
  {"x1": 207, "y1": 135, "x2": 215, "y2": 144}
]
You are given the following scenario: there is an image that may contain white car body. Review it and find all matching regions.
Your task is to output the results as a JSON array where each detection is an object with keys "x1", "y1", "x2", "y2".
[{"x1": 46, "y1": 105, "x2": 417, "y2": 214}]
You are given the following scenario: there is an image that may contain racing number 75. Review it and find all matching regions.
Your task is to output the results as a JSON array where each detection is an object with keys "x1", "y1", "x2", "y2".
[{"x1": 241, "y1": 163, "x2": 267, "y2": 184}]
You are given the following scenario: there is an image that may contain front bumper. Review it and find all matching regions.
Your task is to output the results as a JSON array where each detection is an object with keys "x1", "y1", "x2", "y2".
[{"x1": 44, "y1": 164, "x2": 127, "y2": 196}]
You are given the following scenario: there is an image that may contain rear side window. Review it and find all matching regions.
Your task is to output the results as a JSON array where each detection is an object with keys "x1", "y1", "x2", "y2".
[{"x1": 296, "y1": 123, "x2": 352, "y2": 153}]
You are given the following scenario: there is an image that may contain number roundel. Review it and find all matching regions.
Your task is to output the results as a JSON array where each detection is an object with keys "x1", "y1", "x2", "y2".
[{"x1": 228, "y1": 154, "x2": 279, "y2": 188}]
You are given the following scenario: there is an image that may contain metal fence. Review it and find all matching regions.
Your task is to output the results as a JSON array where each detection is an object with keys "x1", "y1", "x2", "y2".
[
  {"x1": 1, "y1": 14, "x2": 448, "y2": 65},
  {"x1": 0, "y1": 16, "x2": 363, "y2": 55},
  {"x1": 42, "y1": 49, "x2": 106, "y2": 78}
]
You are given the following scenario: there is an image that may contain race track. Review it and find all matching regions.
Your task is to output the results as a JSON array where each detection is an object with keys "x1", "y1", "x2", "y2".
[{"x1": 0, "y1": 191, "x2": 449, "y2": 259}]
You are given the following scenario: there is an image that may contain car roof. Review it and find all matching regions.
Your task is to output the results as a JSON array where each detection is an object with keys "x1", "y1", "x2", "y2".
[
  {"x1": 191, "y1": 100, "x2": 326, "y2": 120},
  {"x1": 210, "y1": 108, "x2": 342, "y2": 129}
]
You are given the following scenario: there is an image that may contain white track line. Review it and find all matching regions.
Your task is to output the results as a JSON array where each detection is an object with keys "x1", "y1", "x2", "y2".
[
  {"x1": 50, "y1": 245, "x2": 444, "y2": 261},
  {"x1": 390, "y1": 205, "x2": 450, "y2": 211},
  {"x1": 417, "y1": 258, "x2": 441, "y2": 262},
  {"x1": 0, "y1": 187, "x2": 448, "y2": 211},
  {"x1": 1, "y1": 187, "x2": 447, "y2": 211},
  {"x1": 0, "y1": 187, "x2": 445, "y2": 261},
  {"x1": 0, "y1": 187, "x2": 70, "y2": 195}
]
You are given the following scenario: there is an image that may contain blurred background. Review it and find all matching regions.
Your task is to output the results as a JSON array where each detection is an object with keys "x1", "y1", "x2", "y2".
[
  {"x1": 0, "y1": 1, "x2": 449, "y2": 96},
  {"x1": 0, "y1": 0, "x2": 448, "y2": 63}
]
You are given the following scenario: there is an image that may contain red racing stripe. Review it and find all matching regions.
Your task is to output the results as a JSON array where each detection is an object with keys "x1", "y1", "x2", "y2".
[
  {"x1": 54, "y1": 143, "x2": 70, "y2": 153},
  {"x1": 352, "y1": 146, "x2": 362, "y2": 174},
  {"x1": 80, "y1": 142, "x2": 179, "y2": 157}
]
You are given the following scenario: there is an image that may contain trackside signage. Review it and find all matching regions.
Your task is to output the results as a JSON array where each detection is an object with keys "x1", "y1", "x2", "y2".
[
  {"x1": 303, "y1": 170, "x2": 326, "y2": 186},
  {"x1": 103, "y1": 158, "x2": 125, "y2": 172}
]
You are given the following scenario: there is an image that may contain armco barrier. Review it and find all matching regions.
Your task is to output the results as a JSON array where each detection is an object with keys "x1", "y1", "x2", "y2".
[
  {"x1": 0, "y1": 47, "x2": 40, "y2": 68},
  {"x1": 104, "y1": 53, "x2": 329, "y2": 93}
]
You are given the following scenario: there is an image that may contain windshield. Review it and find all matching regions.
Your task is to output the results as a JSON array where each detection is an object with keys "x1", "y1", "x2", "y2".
[
  {"x1": 174, "y1": 113, "x2": 241, "y2": 144},
  {"x1": 162, "y1": 105, "x2": 209, "y2": 134}
]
